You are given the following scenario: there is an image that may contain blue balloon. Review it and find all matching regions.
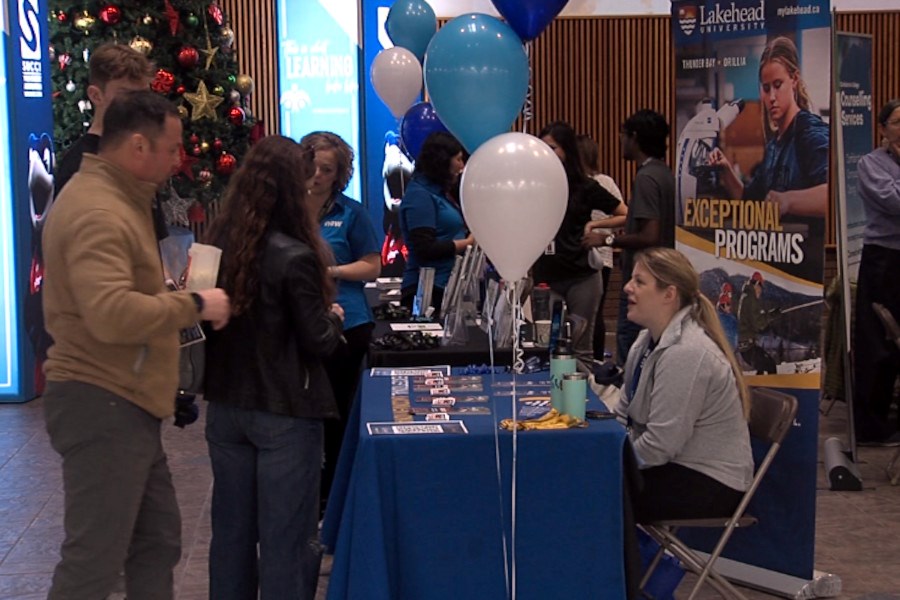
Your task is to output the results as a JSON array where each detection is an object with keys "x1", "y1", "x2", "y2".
[
  {"x1": 491, "y1": 0, "x2": 569, "y2": 42},
  {"x1": 423, "y1": 14, "x2": 529, "y2": 154},
  {"x1": 385, "y1": 0, "x2": 436, "y2": 63},
  {"x1": 400, "y1": 102, "x2": 449, "y2": 160}
]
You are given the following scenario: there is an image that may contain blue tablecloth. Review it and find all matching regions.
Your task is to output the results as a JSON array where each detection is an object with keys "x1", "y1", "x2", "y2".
[{"x1": 322, "y1": 370, "x2": 630, "y2": 600}]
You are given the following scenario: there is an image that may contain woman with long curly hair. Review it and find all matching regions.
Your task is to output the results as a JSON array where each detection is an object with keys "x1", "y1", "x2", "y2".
[{"x1": 202, "y1": 135, "x2": 345, "y2": 599}]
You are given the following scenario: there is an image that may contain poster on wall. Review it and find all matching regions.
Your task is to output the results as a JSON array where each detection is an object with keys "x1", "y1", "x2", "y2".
[
  {"x1": 1, "y1": 0, "x2": 54, "y2": 402},
  {"x1": 276, "y1": 0, "x2": 362, "y2": 200},
  {"x1": 672, "y1": 0, "x2": 830, "y2": 584}
]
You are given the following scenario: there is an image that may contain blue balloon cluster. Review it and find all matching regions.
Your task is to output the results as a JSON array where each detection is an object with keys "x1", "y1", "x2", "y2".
[
  {"x1": 385, "y1": 0, "x2": 436, "y2": 63},
  {"x1": 400, "y1": 102, "x2": 448, "y2": 161},
  {"x1": 491, "y1": 0, "x2": 570, "y2": 42}
]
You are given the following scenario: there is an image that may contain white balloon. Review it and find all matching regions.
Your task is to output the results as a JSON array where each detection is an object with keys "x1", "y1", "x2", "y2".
[
  {"x1": 370, "y1": 47, "x2": 422, "y2": 119},
  {"x1": 461, "y1": 133, "x2": 568, "y2": 282}
]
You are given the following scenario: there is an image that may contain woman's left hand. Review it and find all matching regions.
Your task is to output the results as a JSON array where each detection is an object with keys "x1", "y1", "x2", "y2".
[{"x1": 330, "y1": 303, "x2": 345, "y2": 322}]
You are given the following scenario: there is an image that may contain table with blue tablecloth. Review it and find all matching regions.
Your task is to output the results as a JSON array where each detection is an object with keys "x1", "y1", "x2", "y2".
[{"x1": 321, "y1": 370, "x2": 638, "y2": 600}]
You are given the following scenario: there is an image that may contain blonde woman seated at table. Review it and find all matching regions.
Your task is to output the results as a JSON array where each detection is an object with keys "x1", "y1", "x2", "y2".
[{"x1": 615, "y1": 248, "x2": 753, "y2": 522}]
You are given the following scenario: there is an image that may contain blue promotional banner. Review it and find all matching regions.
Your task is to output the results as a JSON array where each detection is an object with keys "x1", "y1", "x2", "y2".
[
  {"x1": 672, "y1": 0, "x2": 830, "y2": 583},
  {"x1": 276, "y1": 0, "x2": 362, "y2": 200},
  {"x1": 1, "y1": 0, "x2": 53, "y2": 402}
]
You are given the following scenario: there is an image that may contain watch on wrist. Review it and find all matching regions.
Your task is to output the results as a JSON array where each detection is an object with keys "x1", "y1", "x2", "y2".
[
  {"x1": 190, "y1": 292, "x2": 204, "y2": 314},
  {"x1": 605, "y1": 233, "x2": 616, "y2": 247}
]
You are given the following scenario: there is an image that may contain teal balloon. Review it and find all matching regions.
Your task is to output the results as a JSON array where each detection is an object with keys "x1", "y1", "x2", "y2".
[
  {"x1": 424, "y1": 14, "x2": 529, "y2": 154},
  {"x1": 385, "y1": 0, "x2": 436, "y2": 63}
]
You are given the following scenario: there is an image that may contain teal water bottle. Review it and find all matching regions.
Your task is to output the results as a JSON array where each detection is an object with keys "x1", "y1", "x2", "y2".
[
  {"x1": 550, "y1": 321, "x2": 576, "y2": 412},
  {"x1": 562, "y1": 372, "x2": 588, "y2": 420}
]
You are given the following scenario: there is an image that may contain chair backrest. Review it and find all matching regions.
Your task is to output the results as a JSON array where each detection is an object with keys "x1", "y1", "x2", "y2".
[{"x1": 748, "y1": 387, "x2": 798, "y2": 445}]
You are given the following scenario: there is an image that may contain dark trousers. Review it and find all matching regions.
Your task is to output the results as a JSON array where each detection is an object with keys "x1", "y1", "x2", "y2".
[
  {"x1": 321, "y1": 322, "x2": 374, "y2": 510},
  {"x1": 853, "y1": 244, "x2": 900, "y2": 441},
  {"x1": 633, "y1": 462, "x2": 744, "y2": 524},
  {"x1": 43, "y1": 381, "x2": 181, "y2": 600},
  {"x1": 593, "y1": 266, "x2": 612, "y2": 359},
  {"x1": 206, "y1": 402, "x2": 324, "y2": 600}
]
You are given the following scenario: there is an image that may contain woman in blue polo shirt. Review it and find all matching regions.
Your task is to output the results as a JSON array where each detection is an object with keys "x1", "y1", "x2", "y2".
[
  {"x1": 400, "y1": 131, "x2": 474, "y2": 312},
  {"x1": 300, "y1": 132, "x2": 381, "y2": 511}
]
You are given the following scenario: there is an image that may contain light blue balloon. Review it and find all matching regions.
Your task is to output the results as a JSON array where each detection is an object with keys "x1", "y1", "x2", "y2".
[
  {"x1": 385, "y1": 0, "x2": 437, "y2": 63},
  {"x1": 424, "y1": 13, "x2": 529, "y2": 154}
]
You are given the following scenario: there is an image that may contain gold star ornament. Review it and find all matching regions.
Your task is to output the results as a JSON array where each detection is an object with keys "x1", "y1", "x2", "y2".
[
  {"x1": 184, "y1": 81, "x2": 224, "y2": 121},
  {"x1": 201, "y1": 38, "x2": 219, "y2": 70}
]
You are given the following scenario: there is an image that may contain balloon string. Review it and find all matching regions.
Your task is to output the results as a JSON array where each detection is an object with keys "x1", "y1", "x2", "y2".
[
  {"x1": 522, "y1": 42, "x2": 534, "y2": 135},
  {"x1": 487, "y1": 288, "x2": 511, "y2": 600},
  {"x1": 510, "y1": 279, "x2": 520, "y2": 600}
]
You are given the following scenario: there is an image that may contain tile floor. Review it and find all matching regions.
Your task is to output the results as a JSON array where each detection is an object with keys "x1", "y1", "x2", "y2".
[{"x1": 1, "y1": 395, "x2": 898, "y2": 599}]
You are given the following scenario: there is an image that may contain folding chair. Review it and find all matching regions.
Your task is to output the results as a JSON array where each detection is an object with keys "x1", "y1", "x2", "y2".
[{"x1": 639, "y1": 387, "x2": 798, "y2": 600}]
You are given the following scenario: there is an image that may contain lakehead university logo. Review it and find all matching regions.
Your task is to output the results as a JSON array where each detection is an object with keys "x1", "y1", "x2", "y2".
[
  {"x1": 678, "y1": 5, "x2": 699, "y2": 35},
  {"x1": 19, "y1": 0, "x2": 43, "y2": 99}
]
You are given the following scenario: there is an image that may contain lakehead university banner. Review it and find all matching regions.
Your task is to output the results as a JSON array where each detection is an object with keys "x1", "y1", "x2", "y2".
[{"x1": 672, "y1": 0, "x2": 830, "y2": 587}]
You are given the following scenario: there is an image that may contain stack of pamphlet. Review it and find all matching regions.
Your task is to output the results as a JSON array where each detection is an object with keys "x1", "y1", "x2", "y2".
[{"x1": 375, "y1": 277, "x2": 402, "y2": 302}]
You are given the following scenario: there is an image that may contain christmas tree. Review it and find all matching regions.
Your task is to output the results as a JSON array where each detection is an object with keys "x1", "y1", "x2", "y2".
[{"x1": 49, "y1": 0, "x2": 257, "y2": 225}]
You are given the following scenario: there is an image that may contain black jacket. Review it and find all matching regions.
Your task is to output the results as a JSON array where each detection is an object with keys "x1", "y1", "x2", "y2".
[{"x1": 204, "y1": 231, "x2": 343, "y2": 418}]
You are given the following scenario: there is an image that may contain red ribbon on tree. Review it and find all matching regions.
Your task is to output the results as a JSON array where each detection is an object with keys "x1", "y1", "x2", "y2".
[{"x1": 164, "y1": 0, "x2": 180, "y2": 36}]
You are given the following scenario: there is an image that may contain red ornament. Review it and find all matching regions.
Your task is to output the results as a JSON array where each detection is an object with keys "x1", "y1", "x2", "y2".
[
  {"x1": 57, "y1": 11, "x2": 68, "y2": 22},
  {"x1": 192, "y1": 144, "x2": 202, "y2": 156},
  {"x1": 188, "y1": 201, "x2": 206, "y2": 224},
  {"x1": 176, "y1": 145, "x2": 198, "y2": 180},
  {"x1": 99, "y1": 5, "x2": 121, "y2": 25},
  {"x1": 150, "y1": 69, "x2": 175, "y2": 94},
  {"x1": 216, "y1": 153, "x2": 237, "y2": 176},
  {"x1": 213, "y1": 138, "x2": 223, "y2": 151},
  {"x1": 198, "y1": 169, "x2": 213, "y2": 183},
  {"x1": 208, "y1": 1, "x2": 224, "y2": 26},
  {"x1": 58, "y1": 53, "x2": 72, "y2": 71},
  {"x1": 189, "y1": 134, "x2": 200, "y2": 145},
  {"x1": 177, "y1": 46, "x2": 200, "y2": 69},
  {"x1": 176, "y1": 85, "x2": 186, "y2": 95},
  {"x1": 227, "y1": 106, "x2": 244, "y2": 126},
  {"x1": 164, "y1": 0, "x2": 180, "y2": 36}
]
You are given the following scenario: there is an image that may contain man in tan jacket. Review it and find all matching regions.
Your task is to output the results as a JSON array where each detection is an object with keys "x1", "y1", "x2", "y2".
[{"x1": 41, "y1": 90, "x2": 230, "y2": 599}]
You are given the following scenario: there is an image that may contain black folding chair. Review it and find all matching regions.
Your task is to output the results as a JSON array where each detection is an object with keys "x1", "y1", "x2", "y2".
[{"x1": 639, "y1": 387, "x2": 798, "y2": 599}]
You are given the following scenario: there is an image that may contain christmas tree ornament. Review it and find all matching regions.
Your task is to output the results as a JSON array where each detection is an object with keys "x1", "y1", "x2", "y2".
[
  {"x1": 227, "y1": 106, "x2": 244, "y2": 126},
  {"x1": 201, "y1": 141, "x2": 210, "y2": 153},
  {"x1": 130, "y1": 36, "x2": 153, "y2": 55},
  {"x1": 57, "y1": 11, "x2": 68, "y2": 23},
  {"x1": 74, "y1": 11, "x2": 97, "y2": 32},
  {"x1": 160, "y1": 185, "x2": 192, "y2": 227},
  {"x1": 151, "y1": 69, "x2": 175, "y2": 94},
  {"x1": 189, "y1": 134, "x2": 200, "y2": 144},
  {"x1": 216, "y1": 152, "x2": 237, "y2": 175},
  {"x1": 177, "y1": 146, "x2": 198, "y2": 179},
  {"x1": 235, "y1": 74, "x2": 254, "y2": 96},
  {"x1": 164, "y1": 0, "x2": 180, "y2": 36},
  {"x1": 78, "y1": 99, "x2": 92, "y2": 113},
  {"x1": 201, "y1": 39, "x2": 219, "y2": 70},
  {"x1": 192, "y1": 145, "x2": 202, "y2": 156},
  {"x1": 142, "y1": 14, "x2": 154, "y2": 25},
  {"x1": 242, "y1": 106, "x2": 252, "y2": 119},
  {"x1": 188, "y1": 201, "x2": 206, "y2": 224},
  {"x1": 177, "y1": 105, "x2": 189, "y2": 119},
  {"x1": 212, "y1": 85, "x2": 225, "y2": 96},
  {"x1": 213, "y1": 138, "x2": 223, "y2": 151},
  {"x1": 178, "y1": 46, "x2": 200, "y2": 69},
  {"x1": 208, "y1": 2, "x2": 225, "y2": 26},
  {"x1": 198, "y1": 169, "x2": 213, "y2": 183},
  {"x1": 176, "y1": 85, "x2": 186, "y2": 95},
  {"x1": 186, "y1": 13, "x2": 200, "y2": 28},
  {"x1": 66, "y1": 80, "x2": 76, "y2": 93},
  {"x1": 99, "y1": 5, "x2": 121, "y2": 25},
  {"x1": 49, "y1": 46, "x2": 56, "y2": 61},
  {"x1": 227, "y1": 74, "x2": 237, "y2": 84},
  {"x1": 184, "y1": 81, "x2": 224, "y2": 121},
  {"x1": 227, "y1": 90, "x2": 241, "y2": 104},
  {"x1": 219, "y1": 26, "x2": 235, "y2": 49},
  {"x1": 58, "y1": 53, "x2": 72, "y2": 71}
]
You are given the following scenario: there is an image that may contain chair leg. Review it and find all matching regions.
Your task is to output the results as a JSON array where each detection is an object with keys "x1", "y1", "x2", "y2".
[
  {"x1": 888, "y1": 447, "x2": 900, "y2": 486},
  {"x1": 652, "y1": 528, "x2": 746, "y2": 600},
  {"x1": 638, "y1": 543, "x2": 667, "y2": 593}
]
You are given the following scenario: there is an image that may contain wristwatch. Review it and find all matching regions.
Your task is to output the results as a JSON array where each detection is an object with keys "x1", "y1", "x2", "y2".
[
  {"x1": 190, "y1": 292, "x2": 204, "y2": 314},
  {"x1": 605, "y1": 233, "x2": 616, "y2": 247}
]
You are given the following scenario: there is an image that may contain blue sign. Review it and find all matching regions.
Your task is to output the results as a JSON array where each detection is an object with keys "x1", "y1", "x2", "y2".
[
  {"x1": 276, "y1": 0, "x2": 362, "y2": 200},
  {"x1": 1, "y1": 0, "x2": 54, "y2": 402}
]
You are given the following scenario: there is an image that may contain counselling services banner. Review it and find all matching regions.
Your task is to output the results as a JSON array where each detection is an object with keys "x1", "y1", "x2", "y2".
[{"x1": 672, "y1": 0, "x2": 830, "y2": 580}]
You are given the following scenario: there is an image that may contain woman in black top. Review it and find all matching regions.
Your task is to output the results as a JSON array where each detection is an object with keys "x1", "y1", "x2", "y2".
[{"x1": 534, "y1": 121, "x2": 626, "y2": 371}]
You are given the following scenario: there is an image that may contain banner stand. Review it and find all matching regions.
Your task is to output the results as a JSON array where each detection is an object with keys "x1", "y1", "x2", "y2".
[{"x1": 696, "y1": 554, "x2": 842, "y2": 599}]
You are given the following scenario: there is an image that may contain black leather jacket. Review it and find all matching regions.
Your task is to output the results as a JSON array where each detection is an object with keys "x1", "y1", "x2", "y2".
[{"x1": 204, "y1": 231, "x2": 343, "y2": 419}]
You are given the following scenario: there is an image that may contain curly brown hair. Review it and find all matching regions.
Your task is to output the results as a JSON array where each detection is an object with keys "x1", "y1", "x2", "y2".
[
  {"x1": 205, "y1": 135, "x2": 335, "y2": 315},
  {"x1": 299, "y1": 131, "x2": 355, "y2": 195}
]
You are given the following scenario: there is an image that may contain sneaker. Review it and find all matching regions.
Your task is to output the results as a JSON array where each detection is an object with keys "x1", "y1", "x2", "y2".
[{"x1": 858, "y1": 432, "x2": 900, "y2": 447}]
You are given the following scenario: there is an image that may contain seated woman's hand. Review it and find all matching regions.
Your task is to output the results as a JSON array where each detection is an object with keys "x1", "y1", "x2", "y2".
[{"x1": 330, "y1": 303, "x2": 345, "y2": 322}]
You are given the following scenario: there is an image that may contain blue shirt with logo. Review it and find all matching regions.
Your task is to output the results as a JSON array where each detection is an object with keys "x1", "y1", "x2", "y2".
[
  {"x1": 399, "y1": 174, "x2": 465, "y2": 290},
  {"x1": 320, "y1": 193, "x2": 381, "y2": 330}
]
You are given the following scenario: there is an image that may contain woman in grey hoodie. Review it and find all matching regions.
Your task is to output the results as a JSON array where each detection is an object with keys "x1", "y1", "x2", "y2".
[{"x1": 615, "y1": 248, "x2": 754, "y2": 522}]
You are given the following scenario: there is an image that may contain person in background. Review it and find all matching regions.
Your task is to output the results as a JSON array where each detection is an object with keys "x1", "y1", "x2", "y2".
[
  {"x1": 614, "y1": 248, "x2": 752, "y2": 522},
  {"x1": 736, "y1": 271, "x2": 779, "y2": 375},
  {"x1": 585, "y1": 109, "x2": 675, "y2": 366},
  {"x1": 533, "y1": 121, "x2": 626, "y2": 372},
  {"x1": 203, "y1": 136, "x2": 345, "y2": 599},
  {"x1": 852, "y1": 99, "x2": 900, "y2": 447},
  {"x1": 576, "y1": 133, "x2": 628, "y2": 360},
  {"x1": 399, "y1": 131, "x2": 474, "y2": 312},
  {"x1": 41, "y1": 90, "x2": 231, "y2": 599},
  {"x1": 300, "y1": 131, "x2": 381, "y2": 511}
]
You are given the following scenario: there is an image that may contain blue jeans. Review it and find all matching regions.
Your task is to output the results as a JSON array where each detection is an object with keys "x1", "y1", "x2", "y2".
[{"x1": 206, "y1": 402, "x2": 324, "y2": 600}]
